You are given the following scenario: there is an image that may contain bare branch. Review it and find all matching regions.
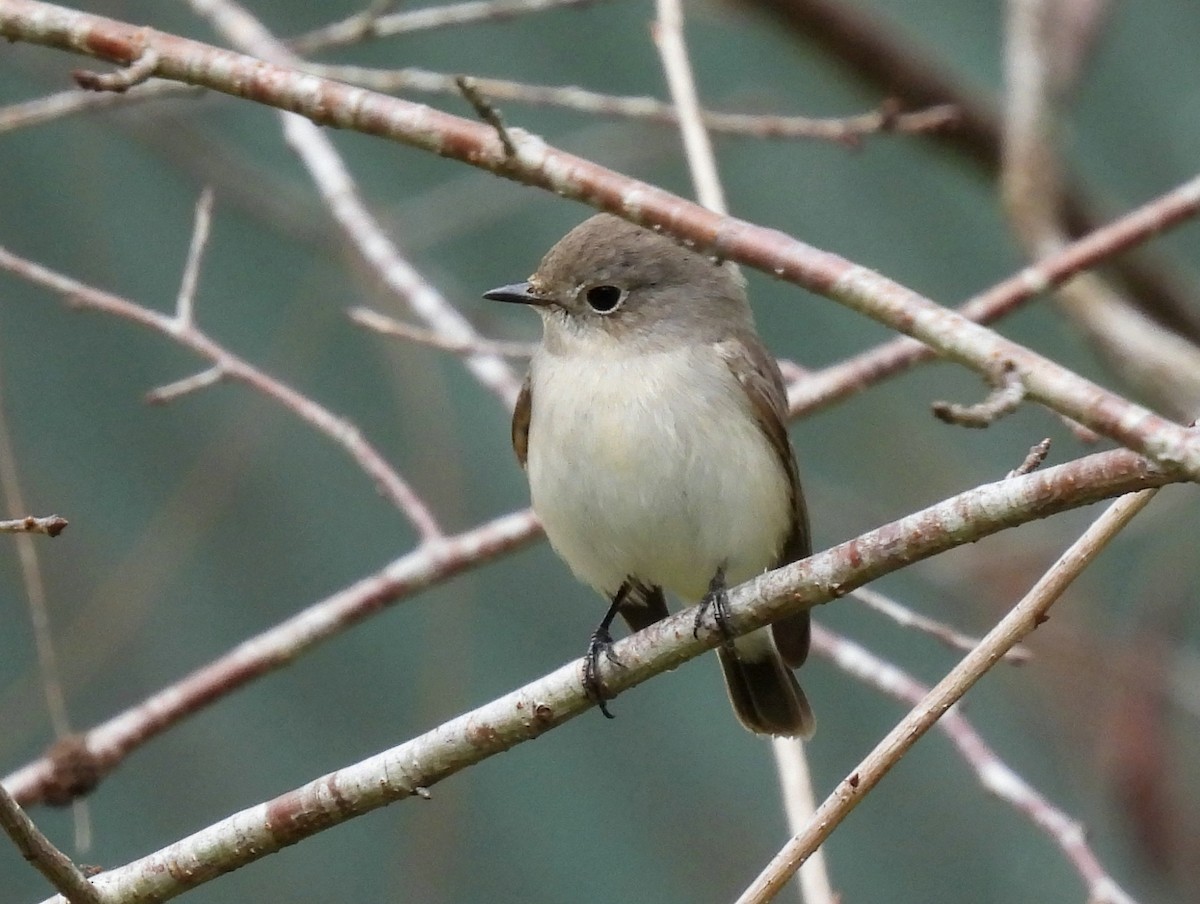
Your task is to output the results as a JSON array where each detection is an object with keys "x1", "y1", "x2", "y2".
[
  {"x1": 787, "y1": 172, "x2": 1200, "y2": 419},
  {"x1": 652, "y1": 3, "x2": 830, "y2": 897},
  {"x1": 811, "y1": 625, "x2": 1137, "y2": 904},
  {"x1": 72, "y1": 47, "x2": 160, "y2": 93},
  {"x1": 3, "y1": 2, "x2": 1193, "y2": 472},
  {"x1": 931, "y1": 360, "x2": 1025, "y2": 428},
  {"x1": 0, "y1": 785, "x2": 100, "y2": 904},
  {"x1": 652, "y1": 0, "x2": 727, "y2": 214},
  {"x1": 309, "y1": 63, "x2": 959, "y2": 143},
  {"x1": 770, "y1": 738, "x2": 836, "y2": 904},
  {"x1": 0, "y1": 516, "x2": 68, "y2": 537},
  {"x1": 3, "y1": 508, "x2": 541, "y2": 807},
  {"x1": 734, "y1": 0, "x2": 1200, "y2": 343},
  {"x1": 177, "y1": 0, "x2": 525, "y2": 408},
  {"x1": 736, "y1": 487, "x2": 1158, "y2": 904},
  {"x1": 9, "y1": 0, "x2": 1188, "y2": 472},
  {"x1": 456, "y1": 76, "x2": 516, "y2": 157},
  {"x1": 145, "y1": 366, "x2": 225, "y2": 404},
  {"x1": 283, "y1": 0, "x2": 399, "y2": 52},
  {"x1": 350, "y1": 308, "x2": 535, "y2": 358},
  {"x1": 1008, "y1": 437, "x2": 1052, "y2": 477},
  {"x1": 0, "y1": 83, "x2": 200, "y2": 134},
  {"x1": 175, "y1": 187, "x2": 215, "y2": 328},
  {"x1": 19, "y1": 452, "x2": 1174, "y2": 901},
  {"x1": 0, "y1": 61, "x2": 956, "y2": 146},
  {"x1": 1002, "y1": 0, "x2": 1200, "y2": 423},
  {"x1": 850, "y1": 587, "x2": 1031, "y2": 663},
  {"x1": 289, "y1": 0, "x2": 605, "y2": 52},
  {"x1": 0, "y1": 246, "x2": 445, "y2": 543},
  {"x1": 0, "y1": 370, "x2": 72, "y2": 735}
]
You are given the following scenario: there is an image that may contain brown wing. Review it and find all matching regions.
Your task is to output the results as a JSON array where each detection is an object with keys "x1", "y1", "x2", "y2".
[
  {"x1": 719, "y1": 336, "x2": 812, "y2": 667},
  {"x1": 512, "y1": 373, "x2": 532, "y2": 468}
]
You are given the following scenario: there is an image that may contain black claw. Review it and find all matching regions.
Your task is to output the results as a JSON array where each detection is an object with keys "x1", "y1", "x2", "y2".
[
  {"x1": 694, "y1": 566, "x2": 735, "y2": 650},
  {"x1": 582, "y1": 582, "x2": 634, "y2": 720},
  {"x1": 583, "y1": 627, "x2": 621, "y2": 719}
]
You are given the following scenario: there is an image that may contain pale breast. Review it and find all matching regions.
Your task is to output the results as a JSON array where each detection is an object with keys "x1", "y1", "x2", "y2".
[{"x1": 526, "y1": 343, "x2": 793, "y2": 602}]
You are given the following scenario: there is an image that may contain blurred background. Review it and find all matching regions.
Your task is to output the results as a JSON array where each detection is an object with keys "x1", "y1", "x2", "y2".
[{"x1": 1, "y1": 0, "x2": 1198, "y2": 902}]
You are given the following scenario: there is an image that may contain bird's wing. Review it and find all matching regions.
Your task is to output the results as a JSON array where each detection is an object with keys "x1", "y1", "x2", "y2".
[
  {"x1": 718, "y1": 337, "x2": 812, "y2": 667},
  {"x1": 512, "y1": 373, "x2": 532, "y2": 468}
]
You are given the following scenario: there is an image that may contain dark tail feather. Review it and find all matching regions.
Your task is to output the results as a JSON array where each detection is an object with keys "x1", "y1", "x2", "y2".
[{"x1": 717, "y1": 645, "x2": 816, "y2": 738}]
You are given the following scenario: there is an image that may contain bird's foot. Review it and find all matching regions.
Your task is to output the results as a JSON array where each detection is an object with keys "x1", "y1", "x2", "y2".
[
  {"x1": 583, "y1": 625, "x2": 623, "y2": 719},
  {"x1": 693, "y1": 566, "x2": 735, "y2": 651}
]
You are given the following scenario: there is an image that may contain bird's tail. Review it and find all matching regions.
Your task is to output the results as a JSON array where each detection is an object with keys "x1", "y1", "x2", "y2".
[{"x1": 717, "y1": 627, "x2": 815, "y2": 738}]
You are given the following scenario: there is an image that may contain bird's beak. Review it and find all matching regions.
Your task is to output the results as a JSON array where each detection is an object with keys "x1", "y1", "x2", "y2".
[{"x1": 482, "y1": 281, "x2": 548, "y2": 307}]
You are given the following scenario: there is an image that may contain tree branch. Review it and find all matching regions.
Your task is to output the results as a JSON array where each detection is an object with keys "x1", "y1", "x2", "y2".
[
  {"x1": 737, "y1": 487, "x2": 1157, "y2": 904},
  {"x1": 2, "y1": 1, "x2": 1196, "y2": 480},
  {"x1": 0, "y1": 785, "x2": 99, "y2": 904},
  {"x1": 22, "y1": 450, "x2": 1180, "y2": 903},
  {"x1": 0, "y1": 245, "x2": 444, "y2": 544}
]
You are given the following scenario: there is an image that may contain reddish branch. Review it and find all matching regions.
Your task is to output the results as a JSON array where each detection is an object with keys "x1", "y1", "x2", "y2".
[
  {"x1": 0, "y1": 246, "x2": 444, "y2": 542},
  {"x1": 0, "y1": 516, "x2": 68, "y2": 537},
  {"x1": 2, "y1": 508, "x2": 540, "y2": 807},
  {"x1": 732, "y1": 0, "x2": 1200, "y2": 343},
  {"x1": 16, "y1": 448, "x2": 1175, "y2": 903},
  {"x1": 813, "y1": 625, "x2": 1134, "y2": 904},
  {"x1": 2, "y1": 1, "x2": 1198, "y2": 478},
  {"x1": 787, "y1": 170, "x2": 1200, "y2": 415}
]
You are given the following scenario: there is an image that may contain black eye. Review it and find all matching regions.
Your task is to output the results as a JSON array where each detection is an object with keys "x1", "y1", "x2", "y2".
[{"x1": 584, "y1": 284, "x2": 624, "y2": 313}]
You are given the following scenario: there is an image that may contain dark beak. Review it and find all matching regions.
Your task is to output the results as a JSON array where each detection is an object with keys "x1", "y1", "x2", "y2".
[{"x1": 483, "y1": 281, "x2": 545, "y2": 306}]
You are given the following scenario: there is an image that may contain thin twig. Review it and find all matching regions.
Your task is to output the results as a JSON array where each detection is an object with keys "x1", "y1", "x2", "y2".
[
  {"x1": 456, "y1": 76, "x2": 516, "y2": 157},
  {"x1": 145, "y1": 366, "x2": 225, "y2": 404},
  {"x1": 652, "y1": 0, "x2": 726, "y2": 213},
  {"x1": 0, "y1": 83, "x2": 200, "y2": 134},
  {"x1": 72, "y1": 47, "x2": 160, "y2": 93},
  {"x1": 2, "y1": 507, "x2": 541, "y2": 807},
  {"x1": 184, "y1": 0, "x2": 522, "y2": 407},
  {"x1": 0, "y1": 784, "x2": 100, "y2": 904},
  {"x1": 1008, "y1": 437, "x2": 1052, "y2": 477},
  {"x1": 0, "y1": 65, "x2": 956, "y2": 146},
  {"x1": 350, "y1": 307, "x2": 536, "y2": 357},
  {"x1": 283, "y1": 0, "x2": 399, "y2": 51},
  {"x1": 308, "y1": 63, "x2": 959, "y2": 143},
  {"x1": 0, "y1": 245, "x2": 445, "y2": 544},
  {"x1": 282, "y1": 114, "x2": 526, "y2": 406},
  {"x1": 0, "y1": 516, "x2": 68, "y2": 536},
  {"x1": 770, "y1": 738, "x2": 836, "y2": 904},
  {"x1": 735, "y1": 488, "x2": 1158, "y2": 904},
  {"x1": 175, "y1": 187, "x2": 215, "y2": 328},
  {"x1": 189, "y1": 0, "x2": 529, "y2": 407},
  {"x1": 851, "y1": 587, "x2": 1030, "y2": 663},
  {"x1": 0, "y1": 366, "x2": 72, "y2": 737},
  {"x1": 810, "y1": 625, "x2": 1137, "y2": 904},
  {"x1": 0, "y1": 371, "x2": 88, "y2": 850},
  {"x1": 289, "y1": 0, "x2": 604, "y2": 52},
  {"x1": 785, "y1": 172, "x2": 1200, "y2": 419},
  {"x1": 1002, "y1": 0, "x2": 1200, "y2": 423},
  {"x1": 735, "y1": 0, "x2": 1200, "y2": 344},
  {"x1": 931, "y1": 360, "x2": 1025, "y2": 428}
]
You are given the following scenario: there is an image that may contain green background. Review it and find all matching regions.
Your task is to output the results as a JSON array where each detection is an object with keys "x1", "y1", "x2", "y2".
[{"x1": 2, "y1": 1, "x2": 1198, "y2": 902}]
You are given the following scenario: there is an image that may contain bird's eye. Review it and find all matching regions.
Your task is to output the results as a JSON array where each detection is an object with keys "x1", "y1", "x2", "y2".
[{"x1": 584, "y1": 284, "x2": 624, "y2": 313}]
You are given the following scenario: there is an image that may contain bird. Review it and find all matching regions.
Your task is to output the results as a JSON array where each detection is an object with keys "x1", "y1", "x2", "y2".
[{"x1": 484, "y1": 213, "x2": 815, "y2": 737}]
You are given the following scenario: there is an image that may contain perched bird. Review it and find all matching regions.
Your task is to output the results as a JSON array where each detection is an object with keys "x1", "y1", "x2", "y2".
[{"x1": 485, "y1": 214, "x2": 814, "y2": 737}]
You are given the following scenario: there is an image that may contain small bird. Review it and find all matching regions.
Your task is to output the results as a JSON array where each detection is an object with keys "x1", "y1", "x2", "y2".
[{"x1": 485, "y1": 214, "x2": 815, "y2": 737}]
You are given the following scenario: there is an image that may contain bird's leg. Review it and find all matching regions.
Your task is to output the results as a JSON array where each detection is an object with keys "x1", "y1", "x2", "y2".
[
  {"x1": 694, "y1": 565, "x2": 736, "y2": 651},
  {"x1": 584, "y1": 581, "x2": 632, "y2": 719}
]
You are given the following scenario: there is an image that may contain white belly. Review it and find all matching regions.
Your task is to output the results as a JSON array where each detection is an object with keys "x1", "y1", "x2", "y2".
[{"x1": 526, "y1": 344, "x2": 792, "y2": 602}]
